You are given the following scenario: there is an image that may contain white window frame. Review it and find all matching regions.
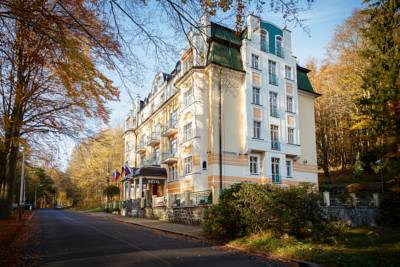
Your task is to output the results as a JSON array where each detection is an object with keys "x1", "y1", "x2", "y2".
[
  {"x1": 286, "y1": 95, "x2": 294, "y2": 113},
  {"x1": 288, "y1": 127, "x2": 295, "y2": 144},
  {"x1": 271, "y1": 157, "x2": 280, "y2": 183},
  {"x1": 285, "y1": 65, "x2": 292, "y2": 80},
  {"x1": 183, "y1": 156, "x2": 192, "y2": 175},
  {"x1": 286, "y1": 159, "x2": 293, "y2": 178},
  {"x1": 275, "y1": 35, "x2": 283, "y2": 57},
  {"x1": 252, "y1": 87, "x2": 260, "y2": 105},
  {"x1": 253, "y1": 120, "x2": 261, "y2": 139},
  {"x1": 249, "y1": 155, "x2": 259, "y2": 175},
  {"x1": 260, "y1": 30, "x2": 268, "y2": 52},
  {"x1": 183, "y1": 122, "x2": 192, "y2": 142},
  {"x1": 251, "y1": 54, "x2": 259, "y2": 69}
]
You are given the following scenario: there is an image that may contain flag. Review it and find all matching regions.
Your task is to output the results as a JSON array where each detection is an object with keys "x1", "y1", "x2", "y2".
[
  {"x1": 124, "y1": 165, "x2": 131, "y2": 176},
  {"x1": 113, "y1": 169, "x2": 121, "y2": 182}
]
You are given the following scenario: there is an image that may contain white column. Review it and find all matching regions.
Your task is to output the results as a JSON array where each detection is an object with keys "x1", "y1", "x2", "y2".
[{"x1": 323, "y1": 191, "x2": 330, "y2": 207}]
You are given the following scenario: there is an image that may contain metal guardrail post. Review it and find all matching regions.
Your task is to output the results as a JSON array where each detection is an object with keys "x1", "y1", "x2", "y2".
[
  {"x1": 373, "y1": 193, "x2": 380, "y2": 207},
  {"x1": 323, "y1": 191, "x2": 330, "y2": 207}
]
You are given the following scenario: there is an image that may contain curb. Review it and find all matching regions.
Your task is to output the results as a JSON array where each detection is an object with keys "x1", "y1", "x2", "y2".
[{"x1": 85, "y1": 212, "x2": 320, "y2": 267}]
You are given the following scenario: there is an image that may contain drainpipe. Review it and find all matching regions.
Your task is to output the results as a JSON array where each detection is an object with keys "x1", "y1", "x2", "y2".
[{"x1": 218, "y1": 68, "x2": 223, "y2": 194}]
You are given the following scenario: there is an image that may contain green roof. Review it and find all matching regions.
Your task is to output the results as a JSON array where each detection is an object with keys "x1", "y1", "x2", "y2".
[
  {"x1": 296, "y1": 66, "x2": 316, "y2": 94},
  {"x1": 207, "y1": 41, "x2": 243, "y2": 71},
  {"x1": 210, "y1": 23, "x2": 242, "y2": 46}
]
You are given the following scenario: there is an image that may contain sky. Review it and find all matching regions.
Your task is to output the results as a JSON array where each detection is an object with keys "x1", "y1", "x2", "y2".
[{"x1": 58, "y1": 0, "x2": 365, "y2": 169}]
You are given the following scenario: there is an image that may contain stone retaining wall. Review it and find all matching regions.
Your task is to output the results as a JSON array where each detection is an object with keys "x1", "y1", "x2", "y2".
[
  {"x1": 323, "y1": 206, "x2": 380, "y2": 226},
  {"x1": 133, "y1": 206, "x2": 209, "y2": 225}
]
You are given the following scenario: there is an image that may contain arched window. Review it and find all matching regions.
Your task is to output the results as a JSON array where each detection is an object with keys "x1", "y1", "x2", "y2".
[
  {"x1": 276, "y1": 36, "x2": 283, "y2": 58},
  {"x1": 260, "y1": 30, "x2": 267, "y2": 52}
]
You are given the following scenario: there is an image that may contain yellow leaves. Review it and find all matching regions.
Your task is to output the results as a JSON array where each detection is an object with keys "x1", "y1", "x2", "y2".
[{"x1": 350, "y1": 115, "x2": 372, "y2": 130}]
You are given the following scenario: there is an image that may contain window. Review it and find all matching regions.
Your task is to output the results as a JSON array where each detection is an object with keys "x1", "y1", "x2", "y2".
[
  {"x1": 170, "y1": 139, "x2": 177, "y2": 154},
  {"x1": 260, "y1": 30, "x2": 267, "y2": 52},
  {"x1": 253, "y1": 121, "x2": 261, "y2": 139},
  {"x1": 288, "y1": 127, "x2": 294, "y2": 144},
  {"x1": 285, "y1": 66, "x2": 292, "y2": 80},
  {"x1": 154, "y1": 123, "x2": 161, "y2": 135},
  {"x1": 154, "y1": 148, "x2": 160, "y2": 163},
  {"x1": 183, "y1": 89, "x2": 193, "y2": 107},
  {"x1": 269, "y1": 92, "x2": 279, "y2": 117},
  {"x1": 272, "y1": 157, "x2": 281, "y2": 183},
  {"x1": 268, "y1": 60, "x2": 277, "y2": 85},
  {"x1": 183, "y1": 122, "x2": 192, "y2": 142},
  {"x1": 251, "y1": 54, "x2": 259, "y2": 69},
  {"x1": 252, "y1": 72, "x2": 261, "y2": 86},
  {"x1": 287, "y1": 96, "x2": 294, "y2": 112},
  {"x1": 170, "y1": 110, "x2": 178, "y2": 127},
  {"x1": 202, "y1": 161, "x2": 207, "y2": 170},
  {"x1": 250, "y1": 156, "x2": 259, "y2": 174},
  {"x1": 270, "y1": 125, "x2": 280, "y2": 150},
  {"x1": 276, "y1": 36, "x2": 283, "y2": 58},
  {"x1": 252, "y1": 87, "x2": 260, "y2": 105},
  {"x1": 184, "y1": 157, "x2": 192, "y2": 175},
  {"x1": 168, "y1": 165, "x2": 177, "y2": 182},
  {"x1": 286, "y1": 160, "x2": 292, "y2": 177}
]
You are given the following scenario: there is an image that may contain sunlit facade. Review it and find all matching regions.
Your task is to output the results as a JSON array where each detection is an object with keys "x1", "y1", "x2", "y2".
[{"x1": 122, "y1": 15, "x2": 319, "y2": 207}]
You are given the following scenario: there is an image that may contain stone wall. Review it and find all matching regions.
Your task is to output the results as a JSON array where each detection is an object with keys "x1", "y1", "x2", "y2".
[
  {"x1": 323, "y1": 206, "x2": 380, "y2": 227},
  {"x1": 132, "y1": 206, "x2": 209, "y2": 225}
]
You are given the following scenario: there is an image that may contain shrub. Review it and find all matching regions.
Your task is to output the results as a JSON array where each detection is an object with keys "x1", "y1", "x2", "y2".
[{"x1": 203, "y1": 183, "x2": 344, "y2": 243}]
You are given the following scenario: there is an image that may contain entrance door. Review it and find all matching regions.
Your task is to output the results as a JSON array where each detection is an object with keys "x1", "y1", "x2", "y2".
[{"x1": 152, "y1": 184, "x2": 158, "y2": 196}]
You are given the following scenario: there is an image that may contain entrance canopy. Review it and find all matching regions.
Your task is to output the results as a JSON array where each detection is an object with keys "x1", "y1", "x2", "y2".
[{"x1": 132, "y1": 166, "x2": 167, "y2": 177}]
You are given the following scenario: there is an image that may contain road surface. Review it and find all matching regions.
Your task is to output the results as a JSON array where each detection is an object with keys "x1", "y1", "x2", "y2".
[{"x1": 30, "y1": 209, "x2": 291, "y2": 267}]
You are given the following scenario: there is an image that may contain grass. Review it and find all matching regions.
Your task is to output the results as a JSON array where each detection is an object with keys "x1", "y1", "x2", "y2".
[{"x1": 228, "y1": 227, "x2": 400, "y2": 267}]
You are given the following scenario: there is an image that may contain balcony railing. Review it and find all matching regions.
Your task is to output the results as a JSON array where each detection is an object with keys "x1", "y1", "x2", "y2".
[
  {"x1": 272, "y1": 174, "x2": 281, "y2": 183},
  {"x1": 271, "y1": 140, "x2": 280, "y2": 151},
  {"x1": 269, "y1": 73, "x2": 278, "y2": 86},
  {"x1": 136, "y1": 142, "x2": 147, "y2": 153},
  {"x1": 276, "y1": 46, "x2": 284, "y2": 58},
  {"x1": 189, "y1": 190, "x2": 212, "y2": 206},
  {"x1": 162, "y1": 119, "x2": 178, "y2": 137},
  {"x1": 147, "y1": 132, "x2": 161, "y2": 146},
  {"x1": 161, "y1": 151, "x2": 178, "y2": 164},
  {"x1": 143, "y1": 155, "x2": 160, "y2": 166},
  {"x1": 270, "y1": 106, "x2": 279, "y2": 118}
]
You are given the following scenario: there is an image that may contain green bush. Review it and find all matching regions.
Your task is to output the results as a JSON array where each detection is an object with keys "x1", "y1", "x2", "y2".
[{"x1": 203, "y1": 183, "x2": 344, "y2": 243}]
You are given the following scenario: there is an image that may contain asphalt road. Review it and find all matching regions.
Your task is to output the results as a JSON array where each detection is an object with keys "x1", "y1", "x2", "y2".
[{"x1": 30, "y1": 209, "x2": 292, "y2": 267}]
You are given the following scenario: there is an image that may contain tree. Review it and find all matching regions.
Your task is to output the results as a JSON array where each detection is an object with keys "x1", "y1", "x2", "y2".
[
  {"x1": 67, "y1": 128, "x2": 124, "y2": 208},
  {"x1": 354, "y1": 0, "x2": 400, "y2": 172},
  {"x1": 309, "y1": 10, "x2": 369, "y2": 176},
  {"x1": 0, "y1": 0, "x2": 314, "y2": 218}
]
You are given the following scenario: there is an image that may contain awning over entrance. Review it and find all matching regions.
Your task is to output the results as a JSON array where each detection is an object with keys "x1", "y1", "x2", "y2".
[{"x1": 133, "y1": 166, "x2": 167, "y2": 177}]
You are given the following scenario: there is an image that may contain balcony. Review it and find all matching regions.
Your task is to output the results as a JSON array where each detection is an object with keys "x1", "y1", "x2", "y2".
[
  {"x1": 162, "y1": 119, "x2": 178, "y2": 137},
  {"x1": 161, "y1": 151, "x2": 178, "y2": 164},
  {"x1": 276, "y1": 46, "x2": 284, "y2": 58},
  {"x1": 270, "y1": 106, "x2": 279, "y2": 118},
  {"x1": 271, "y1": 140, "x2": 281, "y2": 151},
  {"x1": 136, "y1": 142, "x2": 147, "y2": 154},
  {"x1": 269, "y1": 73, "x2": 278, "y2": 86},
  {"x1": 147, "y1": 132, "x2": 161, "y2": 146},
  {"x1": 143, "y1": 156, "x2": 160, "y2": 166}
]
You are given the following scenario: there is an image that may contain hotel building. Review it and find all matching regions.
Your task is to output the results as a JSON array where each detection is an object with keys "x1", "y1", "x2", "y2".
[{"x1": 122, "y1": 15, "x2": 319, "y2": 208}]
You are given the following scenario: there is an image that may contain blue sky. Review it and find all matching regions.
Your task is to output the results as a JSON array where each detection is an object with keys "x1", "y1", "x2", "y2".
[{"x1": 58, "y1": 0, "x2": 365, "y2": 169}]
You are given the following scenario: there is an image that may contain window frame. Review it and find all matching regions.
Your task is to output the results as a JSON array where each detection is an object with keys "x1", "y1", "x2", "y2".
[
  {"x1": 183, "y1": 156, "x2": 193, "y2": 175},
  {"x1": 252, "y1": 86, "x2": 261, "y2": 105},
  {"x1": 251, "y1": 54, "x2": 259, "y2": 70},
  {"x1": 249, "y1": 155, "x2": 259, "y2": 175},
  {"x1": 288, "y1": 127, "x2": 295, "y2": 144},
  {"x1": 253, "y1": 120, "x2": 261, "y2": 139},
  {"x1": 286, "y1": 159, "x2": 293, "y2": 178}
]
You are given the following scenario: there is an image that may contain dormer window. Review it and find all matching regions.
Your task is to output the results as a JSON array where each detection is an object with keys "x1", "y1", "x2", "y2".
[
  {"x1": 260, "y1": 30, "x2": 267, "y2": 52},
  {"x1": 276, "y1": 36, "x2": 283, "y2": 58}
]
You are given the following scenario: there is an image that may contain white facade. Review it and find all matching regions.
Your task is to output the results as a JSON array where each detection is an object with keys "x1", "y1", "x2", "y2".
[{"x1": 122, "y1": 15, "x2": 319, "y2": 203}]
